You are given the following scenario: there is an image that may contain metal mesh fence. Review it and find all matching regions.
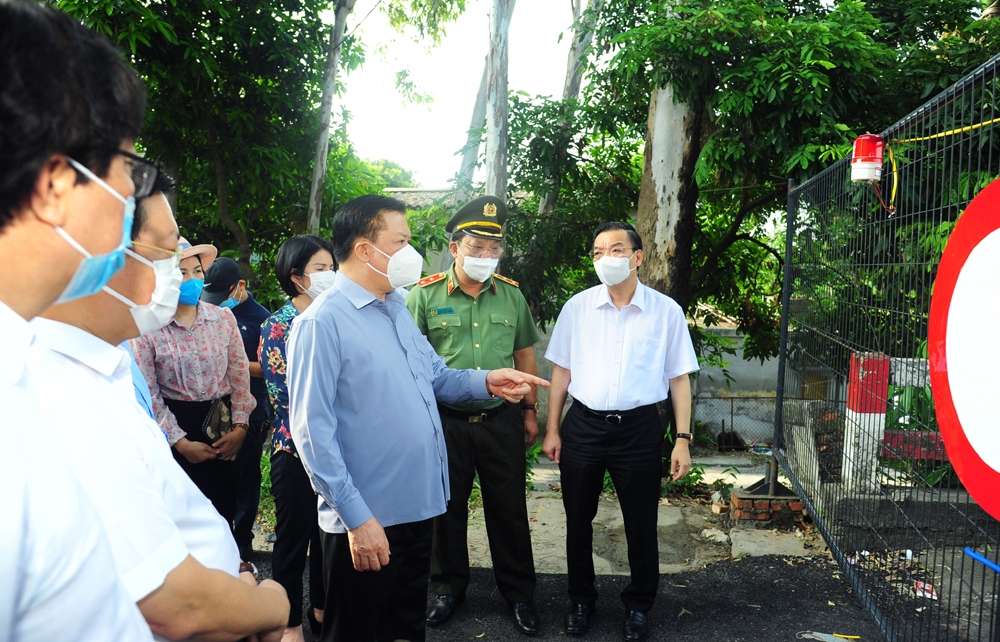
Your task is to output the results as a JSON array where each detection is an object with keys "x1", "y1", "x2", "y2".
[
  {"x1": 774, "y1": 55, "x2": 1000, "y2": 642},
  {"x1": 693, "y1": 396, "x2": 775, "y2": 446}
]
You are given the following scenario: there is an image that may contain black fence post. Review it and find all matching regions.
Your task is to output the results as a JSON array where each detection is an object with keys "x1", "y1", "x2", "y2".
[{"x1": 772, "y1": 178, "x2": 795, "y2": 454}]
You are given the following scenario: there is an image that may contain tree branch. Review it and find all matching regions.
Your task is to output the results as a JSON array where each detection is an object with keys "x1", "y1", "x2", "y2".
[
  {"x1": 732, "y1": 233, "x2": 783, "y2": 266},
  {"x1": 689, "y1": 186, "x2": 785, "y2": 292}
]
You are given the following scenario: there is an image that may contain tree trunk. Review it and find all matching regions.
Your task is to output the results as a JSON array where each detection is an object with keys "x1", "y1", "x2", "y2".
[
  {"x1": 456, "y1": 62, "x2": 488, "y2": 202},
  {"x1": 457, "y1": 0, "x2": 516, "y2": 202},
  {"x1": 484, "y1": 0, "x2": 510, "y2": 198},
  {"x1": 635, "y1": 85, "x2": 703, "y2": 312},
  {"x1": 537, "y1": 0, "x2": 604, "y2": 215},
  {"x1": 307, "y1": 0, "x2": 357, "y2": 234},
  {"x1": 204, "y1": 115, "x2": 255, "y2": 285}
]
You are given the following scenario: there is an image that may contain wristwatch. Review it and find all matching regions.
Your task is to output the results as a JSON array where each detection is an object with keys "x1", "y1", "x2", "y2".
[
  {"x1": 676, "y1": 432, "x2": 693, "y2": 441},
  {"x1": 521, "y1": 402, "x2": 537, "y2": 412}
]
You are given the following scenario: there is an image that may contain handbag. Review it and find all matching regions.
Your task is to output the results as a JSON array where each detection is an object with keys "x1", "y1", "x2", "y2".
[{"x1": 201, "y1": 397, "x2": 233, "y2": 442}]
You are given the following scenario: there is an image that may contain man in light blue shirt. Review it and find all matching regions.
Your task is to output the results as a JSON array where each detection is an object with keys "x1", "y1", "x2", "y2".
[{"x1": 287, "y1": 195, "x2": 547, "y2": 642}]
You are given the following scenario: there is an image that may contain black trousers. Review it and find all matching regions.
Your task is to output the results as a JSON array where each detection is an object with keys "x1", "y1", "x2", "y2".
[
  {"x1": 431, "y1": 401, "x2": 535, "y2": 603},
  {"x1": 234, "y1": 418, "x2": 267, "y2": 556},
  {"x1": 320, "y1": 519, "x2": 433, "y2": 642},
  {"x1": 270, "y1": 450, "x2": 325, "y2": 628},
  {"x1": 559, "y1": 401, "x2": 664, "y2": 613},
  {"x1": 165, "y1": 397, "x2": 238, "y2": 528}
]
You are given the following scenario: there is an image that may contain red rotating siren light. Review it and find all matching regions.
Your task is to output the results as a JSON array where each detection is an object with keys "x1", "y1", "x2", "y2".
[{"x1": 851, "y1": 134, "x2": 884, "y2": 182}]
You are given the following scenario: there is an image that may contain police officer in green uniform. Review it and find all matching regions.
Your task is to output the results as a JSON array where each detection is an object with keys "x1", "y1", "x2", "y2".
[{"x1": 406, "y1": 195, "x2": 541, "y2": 636}]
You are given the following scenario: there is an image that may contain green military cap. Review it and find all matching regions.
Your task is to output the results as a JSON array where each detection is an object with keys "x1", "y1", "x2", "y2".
[{"x1": 445, "y1": 195, "x2": 506, "y2": 240}]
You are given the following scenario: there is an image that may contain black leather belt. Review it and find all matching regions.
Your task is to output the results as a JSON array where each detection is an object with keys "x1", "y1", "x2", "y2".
[
  {"x1": 579, "y1": 402, "x2": 656, "y2": 425},
  {"x1": 438, "y1": 403, "x2": 505, "y2": 423}
]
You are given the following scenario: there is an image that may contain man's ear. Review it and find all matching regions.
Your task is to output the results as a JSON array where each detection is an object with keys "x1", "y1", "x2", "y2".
[
  {"x1": 354, "y1": 240, "x2": 371, "y2": 263},
  {"x1": 448, "y1": 241, "x2": 459, "y2": 259},
  {"x1": 27, "y1": 155, "x2": 76, "y2": 228},
  {"x1": 634, "y1": 249, "x2": 643, "y2": 268}
]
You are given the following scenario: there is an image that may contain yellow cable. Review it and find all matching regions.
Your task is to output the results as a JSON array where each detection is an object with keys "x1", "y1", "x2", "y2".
[
  {"x1": 888, "y1": 145, "x2": 898, "y2": 210},
  {"x1": 894, "y1": 116, "x2": 1000, "y2": 143}
]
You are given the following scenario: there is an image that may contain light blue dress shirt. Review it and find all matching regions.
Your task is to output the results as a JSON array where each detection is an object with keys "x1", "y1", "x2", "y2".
[
  {"x1": 121, "y1": 342, "x2": 156, "y2": 422},
  {"x1": 287, "y1": 272, "x2": 491, "y2": 533}
]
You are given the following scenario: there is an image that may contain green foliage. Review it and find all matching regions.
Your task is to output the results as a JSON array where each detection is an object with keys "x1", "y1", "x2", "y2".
[
  {"x1": 711, "y1": 464, "x2": 742, "y2": 503},
  {"x1": 886, "y1": 385, "x2": 938, "y2": 432},
  {"x1": 502, "y1": 94, "x2": 644, "y2": 325},
  {"x1": 662, "y1": 462, "x2": 708, "y2": 497},
  {"x1": 368, "y1": 158, "x2": 420, "y2": 188},
  {"x1": 258, "y1": 452, "x2": 276, "y2": 531},
  {"x1": 525, "y1": 442, "x2": 542, "y2": 491},
  {"x1": 498, "y1": 0, "x2": 994, "y2": 364},
  {"x1": 602, "y1": 470, "x2": 617, "y2": 495},
  {"x1": 384, "y1": 0, "x2": 468, "y2": 43}
]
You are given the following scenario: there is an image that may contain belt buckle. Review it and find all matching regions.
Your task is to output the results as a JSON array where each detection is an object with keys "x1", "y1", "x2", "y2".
[
  {"x1": 605, "y1": 413, "x2": 622, "y2": 425},
  {"x1": 469, "y1": 414, "x2": 485, "y2": 423}
]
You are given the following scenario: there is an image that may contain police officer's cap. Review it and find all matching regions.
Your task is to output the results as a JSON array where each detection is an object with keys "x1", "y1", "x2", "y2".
[{"x1": 446, "y1": 195, "x2": 506, "y2": 241}]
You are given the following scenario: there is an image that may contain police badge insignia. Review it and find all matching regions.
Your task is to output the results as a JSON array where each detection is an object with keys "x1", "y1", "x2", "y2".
[{"x1": 484, "y1": 202, "x2": 498, "y2": 217}]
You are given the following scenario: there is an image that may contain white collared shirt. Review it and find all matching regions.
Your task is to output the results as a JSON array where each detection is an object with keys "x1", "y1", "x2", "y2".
[
  {"x1": 545, "y1": 280, "x2": 699, "y2": 411},
  {"x1": 27, "y1": 319, "x2": 240, "y2": 628},
  {"x1": 0, "y1": 303, "x2": 152, "y2": 642}
]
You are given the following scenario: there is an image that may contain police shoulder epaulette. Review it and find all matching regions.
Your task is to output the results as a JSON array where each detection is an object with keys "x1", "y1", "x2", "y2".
[
  {"x1": 417, "y1": 272, "x2": 447, "y2": 287},
  {"x1": 493, "y1": 273, "x2": 519, "y2": 287}
]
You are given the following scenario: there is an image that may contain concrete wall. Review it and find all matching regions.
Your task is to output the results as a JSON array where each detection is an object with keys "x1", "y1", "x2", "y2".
[{"x1": 695, "y1": 329, "x2": 779, "y2": 396}]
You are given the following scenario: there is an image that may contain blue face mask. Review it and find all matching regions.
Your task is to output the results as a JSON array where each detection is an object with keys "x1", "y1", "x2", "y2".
[
  {"x1": 54, "y1": 158, "x2": 135, "y2": 304},
  {"x1": 216, "y1": 284, "x2": 242, "y2": 309},
  {"x1": 178, "y1": 278, "x2": 205, "y2": 306}
]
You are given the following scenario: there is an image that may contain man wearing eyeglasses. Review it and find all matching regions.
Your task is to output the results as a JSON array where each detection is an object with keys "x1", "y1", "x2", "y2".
[
  {"x1": 29, "y1": 171, "x2": 291, "y2": 642},
  {"x1": 405, "y1": 196, "x2": 541, "y2": 636},
  {"x1": 542, "y1": 221, "x2": 699, "y2": 641}
]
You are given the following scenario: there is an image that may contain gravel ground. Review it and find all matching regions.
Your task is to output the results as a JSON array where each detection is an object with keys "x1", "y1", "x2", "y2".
[{"x1": 253, "y1": 551, "x2": 884, "y2": 641}]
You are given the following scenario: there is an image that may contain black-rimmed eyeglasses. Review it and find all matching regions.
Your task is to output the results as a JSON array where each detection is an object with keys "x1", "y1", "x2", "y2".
[{"x1": 118, "y1": 149, "x2": 160, "y2": 200}]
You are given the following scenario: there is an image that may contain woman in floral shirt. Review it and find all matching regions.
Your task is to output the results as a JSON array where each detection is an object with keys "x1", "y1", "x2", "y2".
[
  {"x1": 258, "y1": 234, "x2": 335, "y2": 641},
  {"x1": 131, "y1": 238, "x2": 255, "y2": 529}
]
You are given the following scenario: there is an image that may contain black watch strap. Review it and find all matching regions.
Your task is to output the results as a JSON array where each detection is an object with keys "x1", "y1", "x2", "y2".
[
  {"x1": 521, "y1": 402, "x2": 537, "y2": 411},
  {"x1": 676, "y1": 432, "x2": 693, "y2": 441}
]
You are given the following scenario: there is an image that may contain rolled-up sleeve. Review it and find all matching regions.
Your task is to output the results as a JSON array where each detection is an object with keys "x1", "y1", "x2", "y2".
[{"x1": 287, "y1": 315, "x2": 372, "y2": 531}]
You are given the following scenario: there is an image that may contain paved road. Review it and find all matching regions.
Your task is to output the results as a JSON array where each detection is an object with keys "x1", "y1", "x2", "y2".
[{"x1": 254, "y1": 552, "x2": 883, "y2": 641}]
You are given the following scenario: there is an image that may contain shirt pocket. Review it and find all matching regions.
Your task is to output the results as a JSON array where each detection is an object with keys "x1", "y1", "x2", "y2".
[
  {"x1": 426, "y1": 314, "x2": 462, "y2": 356},
  {"x1": 490, "y1": 312, "x2": 516, "y2": 354},
  {"x1": 632, "y1": 335, "x2": 665, "y2": 372}
]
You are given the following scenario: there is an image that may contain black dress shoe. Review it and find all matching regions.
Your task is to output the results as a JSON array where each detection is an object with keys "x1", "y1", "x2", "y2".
[
  {"x1": 623, "y1": 610, "x2": 649, "y2": 641},
  {"x1": 426, "y1": 594, "x2": 464, "y2": 627},
  {"x1": 564, "y1": 604, "x2": 592, "y2": 636},
  {"x1": 511, "y1": 601, "x2": 539, "y2": 636}
]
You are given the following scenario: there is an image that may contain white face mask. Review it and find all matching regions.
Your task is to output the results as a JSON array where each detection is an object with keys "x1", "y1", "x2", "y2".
[
  {"x1": 103, "y1": 249, "x2": 183, "y2": 335},
  {"x1": 594, "y1": 252, "x2": 637, "y2": 287},
  {"x1": 298, "y1": 269, "x2": 336, "y2": 299},
  {"x1": 363, "y1": 242, "x2": 424, "y2": 289},
  {"x1": 458, "y1": 248, "x2": 498, "y2": 283}
]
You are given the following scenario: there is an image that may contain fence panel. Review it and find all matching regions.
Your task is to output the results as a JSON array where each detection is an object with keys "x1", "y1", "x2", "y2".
[
  {"x1": 775, "y1": 55, "x2": 1000, "y2": 642},
  {"x1": 693, "y1": 396, "x2": 775, "y2": 446}
]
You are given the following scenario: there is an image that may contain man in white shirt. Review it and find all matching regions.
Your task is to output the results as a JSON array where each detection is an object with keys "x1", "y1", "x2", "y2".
[
  {"x1": 30, "y1": 175, "x2": 291, "y2": 642},
  {"x1": 542, "y1": 222, "x2": 699, "y2": 641},
  {"x1": 0, "y1": 1, "x2": 155, "y2": 639}
]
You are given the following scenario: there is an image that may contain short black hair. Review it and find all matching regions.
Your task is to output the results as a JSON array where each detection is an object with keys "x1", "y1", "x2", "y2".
[
  {"x1": 0, "y1": 0, "x2": 146, "y2": 229},
  {"x1": 592, "y1": 221, "x2": 643, "y2": 252},
  {"x1": 330, "y1": 194, "x2": 408, "y2": 264},
  {"x1": 132, "y1": 170, "x2": 176, "y2": 241},
  {"x1": 276, "y1": 234, "x2": 336, "y2": 299}
]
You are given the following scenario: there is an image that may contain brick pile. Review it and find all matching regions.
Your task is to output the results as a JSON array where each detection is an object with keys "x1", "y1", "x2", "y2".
[{"x1": 730, "y1": 490, "x2": 805, "y2": 527}]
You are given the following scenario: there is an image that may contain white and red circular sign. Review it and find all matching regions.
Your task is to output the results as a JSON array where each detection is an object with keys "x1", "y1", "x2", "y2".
[{"x1": 929, "y1": 177, "x2": 1000, "y2": 520}]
